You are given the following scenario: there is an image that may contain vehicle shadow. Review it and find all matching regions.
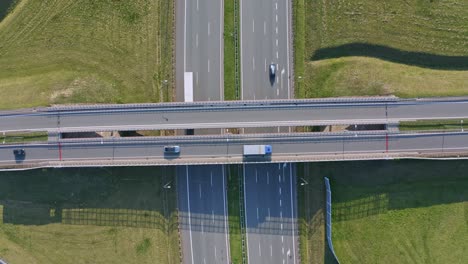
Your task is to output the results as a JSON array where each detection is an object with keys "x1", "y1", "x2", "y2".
[{"x1": 311, "y1": 43, "x2": 468, "y2": 70}]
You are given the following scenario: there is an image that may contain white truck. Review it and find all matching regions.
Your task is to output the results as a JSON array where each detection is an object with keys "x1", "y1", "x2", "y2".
[{"x1": 243, "y1": 145, "x2": 272, "y2": 156}]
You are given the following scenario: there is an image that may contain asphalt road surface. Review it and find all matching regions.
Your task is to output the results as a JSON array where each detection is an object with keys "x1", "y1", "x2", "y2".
[
  {"x1": 5, "y1": 99, "x2": 468, "y2": 132},
  {"x1": 241, "y1": 0, "x2": 290, "y2": 100},
  {"x1": 2, "y1": 132, "x2": 468, "y2": 167},
  {"x1": 177, "y1": 165, "x2": 230, "y2": 264},
  {"x1": 244, "y1": 163, "x2": 298, "y2": 264},
  {"x1": 176, "y1": 0, "x2": 223, "y2": 102}
]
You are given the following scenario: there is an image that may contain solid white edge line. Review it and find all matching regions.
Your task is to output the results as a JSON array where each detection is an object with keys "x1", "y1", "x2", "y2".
[
  {"x1": 220, "y1": 0, "x2": 224, "y2": 100},
  {"x1": 243, "y1": 164, "x2": 251, "y2": 264},
  {"x1": 240, "y1": 0, "x2": 244, "y2": 100},
  {"x1": 286, "y1": 0, "x2": 290, "y2": 99},
  {"x1": 184, "y1": 0, "x2": 187, "y2": 72},
  {"x1": 186, "y1": 165, "x2": 195, "y2": 264},
  {"x1": 289, "y1": 164, "x2": 297, "y2": 264},
  {"x1": 222, "y1": 164, "x2": 231, "y2": 262}
]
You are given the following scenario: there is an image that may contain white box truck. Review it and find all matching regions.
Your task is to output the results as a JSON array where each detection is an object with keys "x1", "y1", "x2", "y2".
[{"x1": 243, "y1": 145, "x2": 272, "y2": 156}]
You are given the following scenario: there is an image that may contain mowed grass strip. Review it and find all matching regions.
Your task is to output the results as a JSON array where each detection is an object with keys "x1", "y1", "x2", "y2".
[
  {"x1": 0, "y1": 132, "x2": 48, "y2": 143},
  {"x1": 294, "y1": 0, "x2": 468, "y2": 98},
  {"x1": 0, "y1": 0, "x2": 174, "y2": 109},
  {"x1": 227, "y1": 164, "x2": 244, "y2": 264},
  {"x1": 224, "y1": 0, "x2": 239, "y2": 100},
  {"x1": 400, "y1": 119, "x2": 468, "y2": 131},
  {"x1": 320, "y1": 160, "x2": 468, "y2": 264},
  {"x1": 0, "y1": 166, "x2": 180, "y2": 264}
]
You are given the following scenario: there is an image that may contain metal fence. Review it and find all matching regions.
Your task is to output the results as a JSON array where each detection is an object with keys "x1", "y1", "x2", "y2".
[{"x1": 325, "y1": 177, "x2": 341, "y2": 264}]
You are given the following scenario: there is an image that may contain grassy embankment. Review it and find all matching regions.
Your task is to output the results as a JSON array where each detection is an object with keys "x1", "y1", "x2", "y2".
[
  {"x1": 0, "y1": 166, "x2": 180, "y2": 264},
  {"x1": 294, "y1": 0, "x2": 468, "y2": 98},
  {"x1": 227, "y1": 164, "x2": 244, "y2": 264},
  {"x1": 320, "y1": 160, "x2": 467, "y2": 264},
  {"x1": 224, "y1": 0, "x2": 240, "y2": 100},
  {"x1": 0, "y1": 0, "x2": 174, "y2": 109}
]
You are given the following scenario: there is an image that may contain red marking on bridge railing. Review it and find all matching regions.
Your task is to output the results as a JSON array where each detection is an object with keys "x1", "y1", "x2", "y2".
[{"x1": 385, "y1": 133, "x2": 389, "y2": 153}]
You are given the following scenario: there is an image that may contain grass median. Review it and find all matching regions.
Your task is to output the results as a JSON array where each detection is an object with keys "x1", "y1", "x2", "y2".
[
  {"x1": 399, "y1": 119, "x2": 468, "y2": 131},
  {"x1": 0, "y1": 0, "x2": 174, "y2": 109},
  {"x1": 293, "y1": 0, "x2": 468, "y2": 98},
  {"x1": 227, "y1": 164, "x2": 244, "y2": 264},
  {"x1": 224, "y1": 0, "x2": 240, "y2": 100},
  {"x1": 0, "y1": 132, "x2": 48, "y2": 144},
  {"x1": 0, "y1": 166, "x2": 180, "y2": 264}
]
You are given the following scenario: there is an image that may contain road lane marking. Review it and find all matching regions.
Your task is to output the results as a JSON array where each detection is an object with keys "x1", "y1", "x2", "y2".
[
  {"x1": 208, "y1": 22, "x2": 211, "y2": 36},
  {"x1": 196, "y1": 33, "x2": 198, "y2": 47},
  {"x1": 286, "y1": 0, "x2": 291, "y2": 99},
  {"x1": 197, "y1": 0, "x2": 199, "y2": 10},
  {"x1": 281, "y1": 223, "x2": 283, "y2": 230},
  {"x1": 222, "y1": 165, "x2": 230, "y2": 262},
  {"x1": 257, "y1": 207, "x2": 259, "y2": 220},
  {"x1": 278, "y1": 174, "x2": 281, "y2": 182},
  {"x1": 276, "y1": 38, "x2": 278, "y2": 47},
  {"x1": 290, "y1": 164, "x2": 297, "y2": 264},
  {"x1": 204, "y1": 258, "x2": 206, "y2": 264},
  {"x1": 276, "y1": 26, "x2": 278, "y2": 34},
  {"x1": 280, "y1": 199, "x2": 282, "y2": 207},
  {"x1": 267, "y1": 171, "x2": 269, "y2": 184},
  {"x1": 255, "y1": 169, "x2": 258, "y2": 182},
  {"x1": 185, "y1": 166, "x2": 195, "y2": 264},
  {"x1": 276, "y1": 14, "x2": 278, "y2": 22},
  {"x1": 276, "y1": 2, "x2": 278, "y2": 10},
  {"x1": 270, "y1": 245, "x2": 273, "y2": 256},
  {"x1": 252, "y1": 19, "x2": 255, "y2": 32},
  {"x1": 214, "y1": 246, "x2": 217, "y2": 258},
  {"x1": 208, "y1": 60, "x2": 210, "y2": 72},
  {"x1": 279, "y1": 187, "x2": 282, "y2": 195},
  {"x1": 211, "y1": 171, "x2": 213, "y2": 186},
  {"x1": 276, "y1": 51, "x2": 279, "y2": 59},
  {"x1": 259, "y1": 243, "x2": 262, "y2": 256},
  {"x1": 252, "y1": 57, "x2": 255, "y2": 70},
  {"x1": 212, "y1": 210, "x2": 215, "y2": 223},
  {"x1": 199, "y1": 183, "x2": 202, "y2": 198},
  {"x1": 243, "y1": 164, "x2": 251, "y2": 264}
]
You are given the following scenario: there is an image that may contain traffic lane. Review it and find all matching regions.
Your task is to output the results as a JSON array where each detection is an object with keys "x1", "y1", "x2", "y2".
[
  {"x1": 178, "y1": 165, "x2": 230, "y2": 264},
  {"x1": 4, "y1": 132, "x2": 468, "y2": 166},
  {"x1": 187, "y1": 0, "x2": 222, "y2": 101},
  {"x1": 244, "y1": 163, "x2": 297, "y2": 264},
  {"x1": 175, "y1": 0, "x2": 185, "y2": 101},
  {"x1": 388, "y1": 101, "x2": 468, "y2": 120}
]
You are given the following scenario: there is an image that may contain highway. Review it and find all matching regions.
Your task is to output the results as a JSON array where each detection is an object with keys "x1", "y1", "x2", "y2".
[
  {"x1": 177, "y1": 165, "x2": 230, "y2": 264},
  {"x1": 3, "y1": 98, "x2": 468, "y2": 132},
  {"x1": 176, "y1": 0, "x2": 223, "y2": 102},
  {"x1": 244, "y1": 163, "x2": 298, "y2": 264},
  {"x1": 2, "y1": 131, "x2": 468, "y2": 168},
  {"x1": 175, "y1": 2, "x2": 226, "y2": 263},
  {"x1": 241, "y1": 0, "x2": 290, "y2": 100}
]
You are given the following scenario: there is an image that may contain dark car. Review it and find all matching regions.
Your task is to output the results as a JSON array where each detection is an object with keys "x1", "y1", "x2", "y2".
[
  {"x1": 164, "y1": 146, "x2": 180, "y2": 154},
  {"x1": 13, "y1": 149, "x2": 25, "y2": 156},
  {"x1": 269, "y1": 64, "x2": 277, "y2": 78}
]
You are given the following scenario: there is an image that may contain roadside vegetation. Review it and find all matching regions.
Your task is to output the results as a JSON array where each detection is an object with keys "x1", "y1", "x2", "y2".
[
  {"x1": 227, "y1": 165, "x2": 244, "y2": 264},
  {"x1": 0, "y1": 132, "x2": 48, "y2": 143},
  {"x1": 0, "y1": 166, "x2": 180, "y2": 264},
  {"x1": 224, "y1": 0, "x2": 240, "y2": 100},
  {"x1": 294, "y1": 0, "x2": 468, "y2": 98},
  {"x1": 399, "y1": 119, "x2": 468, "y2": 131},
  {"x1": 322, "y1": 160, "x2": 468, "y2": 264},
  {"x1": 0, "y1": 0, "x2": 174, "y2": 109}
]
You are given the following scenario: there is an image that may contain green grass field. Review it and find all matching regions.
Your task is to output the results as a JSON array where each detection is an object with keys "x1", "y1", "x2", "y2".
[
  {"x1": 294, "y1": 0, "x2": 468, "y2": 98},
  {"x1": 399, "y1": 119, "x2": 468, "y2": 131},
  {"x1": 0, "y1": 0, "x2": 174, "y2": 109},
  {"x1": 0, "y1": 166, "x2": 180, "y2": 264},
  {"x1": 322, "y1": 160, "x2": 468, "y2": 264},
  {"x1": 0, "y1": 132, "x2": 48, "y2": 144}
]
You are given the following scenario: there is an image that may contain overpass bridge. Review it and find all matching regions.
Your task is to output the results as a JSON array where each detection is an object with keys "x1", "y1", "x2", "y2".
[
  {"x1": 1, "y1": 130, "x2": 468, "y2": 170},
  {"x1": 2, "y1": 97, "x2": 468, "y2": 133}
]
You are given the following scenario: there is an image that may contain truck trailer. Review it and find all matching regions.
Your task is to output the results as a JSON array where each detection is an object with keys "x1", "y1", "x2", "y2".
[{"x1": 243, "y1": 145, "x2": 272, "y2": 156}]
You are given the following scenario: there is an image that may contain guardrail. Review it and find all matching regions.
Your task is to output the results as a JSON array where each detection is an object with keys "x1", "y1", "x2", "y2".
[{"x1": 325, "y1": 177, "x2": 341, "y2": 264}]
